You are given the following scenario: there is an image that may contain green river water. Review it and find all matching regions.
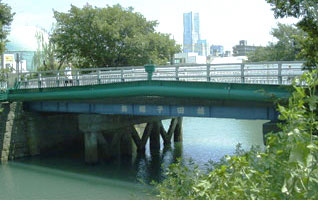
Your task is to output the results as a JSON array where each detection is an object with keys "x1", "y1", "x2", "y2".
[{"x1": 0, "y1": 117, "x2": 266, "y2": 200}]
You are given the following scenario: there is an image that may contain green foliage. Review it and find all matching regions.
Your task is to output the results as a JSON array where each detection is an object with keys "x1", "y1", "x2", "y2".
[
  {"x1": 265, "y1": 0, "x2": 318, "y2": 69},
  {"x1": 154, "y1": 159, "x2": 202, "y2": 199},
  {"x1": 154, "y1": 70, "x2": 318, "y2": 199},
  {"x1": 51, "y1": 4, "x2": 180, "y2": 68},
  {"x1": 33, "y1": 28, "x2": 65, "y2": 71},
  {"x1": 248, "y1": 23, "x2": 306, "y2": 62},
  {"x1": 266, "y1": 0, "x2": 317, "y2": 19},
  {"x1": 0, "y1": 1, "x2": 14, "y2": 54}
]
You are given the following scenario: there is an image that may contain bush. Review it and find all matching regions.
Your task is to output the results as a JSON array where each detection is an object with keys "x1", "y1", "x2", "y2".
[{"x1": 154, "y1": 70, "x2": 318, "y2": 200}]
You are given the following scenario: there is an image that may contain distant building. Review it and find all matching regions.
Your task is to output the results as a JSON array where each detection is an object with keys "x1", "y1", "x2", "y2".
[
  {"x1": 196, "y1": 39, "x2": 208, "y2": 56},
  {"x1": 224, "y1": 51, "x2": 231, "y2": 57},
  {"x1": 232, "y1": 40, "x2": 257, "y2": 57},
  {"x1": 4, "y1": 26, "x2": 45, "y2": 72},
  {"x1": 183, "y1": 12, "x2": 200, "y2": 53},
  {"x1": 210, "y1": 45, "x2": 224, "y2": 57},
  {"x1": 174, "y1": 52, "x2": 206, "y2": 64}
]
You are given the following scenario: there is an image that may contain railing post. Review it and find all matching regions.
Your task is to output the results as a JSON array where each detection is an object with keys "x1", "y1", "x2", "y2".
[
  {"x1": 207, "y1": 64, "x2": 211, "y2": 82},
  {"x1": 176, "y1": 66, "x2": 179, "y2": 81},
  {"x1": 24, "y1": 75, "x2": 27, "y2": 88},
  {"x1": 57, "y1": 72, "x2": 60, "y2": 87},
  {"x1": 144, "y1": 63, "x2": 155, "y2": 81},
  {"x1": 121, "y1": 69, "x2": 124, "y2": 82},
  {"x1": 76, "y1": 71, "x2": 80, "y2": 86},
  {"x1": 241, "y1": 63, "x2": 245, "y2": 83},
  {"x1": 278, "y1": 63, "x2": 282, "y2": 85},
  {"x1": 97, "y1": 69, "x2": 101, "y2": 84},
  {"x1": 38, "y1": 73, "x2": 42, "y2": 88}
]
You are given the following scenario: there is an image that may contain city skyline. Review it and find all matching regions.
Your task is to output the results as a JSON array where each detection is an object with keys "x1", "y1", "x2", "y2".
[{"x1": 4, "y1": 0, "x2": 298, "y2": 51}]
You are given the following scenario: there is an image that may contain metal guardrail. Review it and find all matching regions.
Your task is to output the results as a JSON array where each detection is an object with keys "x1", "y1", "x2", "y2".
[{"x1": 14, "y1": 61, "x2": 305, "y2": 89}]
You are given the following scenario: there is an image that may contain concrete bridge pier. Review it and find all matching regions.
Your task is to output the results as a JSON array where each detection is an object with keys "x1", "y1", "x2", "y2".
[
  {"x1": 130, "y1": 117, "x2": 184, "y2": 154},
  {"x1": 159, "y1": 117, "x2": 183, "y2": 147},
  {"x1": 80, "y1": 114, "x2": 157, "y2": 164},
  {"x1": 130, "y1": 123, "x2": 152, "y2": 154},
  {"x1": 84, "y1": 131, "x2": 98, "y2": 164},
  {"x1": 150, "y1": 121, "x2": 160, "y2": 153},
  {"x1": 174, "y1": 117, "x2": 183, "y2": 143}
]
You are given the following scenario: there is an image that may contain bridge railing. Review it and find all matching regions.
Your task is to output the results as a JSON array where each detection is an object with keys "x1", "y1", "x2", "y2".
[{"x1": 15, "y1": 61, "x2": 305, "y2": 89}]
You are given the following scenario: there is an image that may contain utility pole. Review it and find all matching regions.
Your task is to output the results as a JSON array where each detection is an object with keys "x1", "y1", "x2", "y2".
[
  {"x1": 1, "y1": 54, "x2": 4, "y2": 70},
  {"x1": 15, "y1": 53, "x2": 20, "y2": 81}
]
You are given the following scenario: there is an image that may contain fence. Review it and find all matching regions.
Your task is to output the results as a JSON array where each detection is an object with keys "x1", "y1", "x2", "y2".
[{"x1": 14, "y1": 61, "x2": 305, "y2": 89}]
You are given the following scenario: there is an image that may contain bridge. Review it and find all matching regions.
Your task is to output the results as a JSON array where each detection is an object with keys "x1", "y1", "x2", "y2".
[
  {"x1": 2, "y1": 61, "x2": 303, "y2": 119},
  {"x1": 0, "y1": 61, "x2": 304, "y2": 164}
]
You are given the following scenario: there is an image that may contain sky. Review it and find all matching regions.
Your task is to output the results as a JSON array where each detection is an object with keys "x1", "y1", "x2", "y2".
[{"x1": 4, "y1": 0, "x2": 298, "y2": 51}]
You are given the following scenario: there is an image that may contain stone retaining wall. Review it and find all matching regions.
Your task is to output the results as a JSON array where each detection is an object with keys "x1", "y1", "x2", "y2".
[
  {"x1": 0, "y1": 102, "x2": 29, "y2": 163},
  {"x1": 0, "y1": 102, "x2": 81, "y2": 163}
]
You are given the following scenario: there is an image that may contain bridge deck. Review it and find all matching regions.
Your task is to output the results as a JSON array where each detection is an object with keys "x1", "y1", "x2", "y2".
[{"x1": 7, "y1": 80, "x2": 291, "y2": 102}]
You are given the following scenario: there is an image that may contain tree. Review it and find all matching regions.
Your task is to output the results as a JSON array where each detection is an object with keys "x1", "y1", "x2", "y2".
[
  {"x1": 266, "y1": 0, "x2": 318, "y2": 69},
  {"x1": 248, "y1": 23, "x2": 306, "y2": 62},
  {"x1": 0, "y1": 1, "x2": 14, "y2": 54},
  {"x1": 33, "y1": 28, "x2": 65, "y2": 71},
  {"x1": 51, "y1": 4, "x2": 180, "y2": 68}
]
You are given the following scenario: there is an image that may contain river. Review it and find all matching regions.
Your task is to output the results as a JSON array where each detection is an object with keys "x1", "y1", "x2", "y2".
[{"x1": 0, "y1": 117, "x2": 266, "y2": 200}]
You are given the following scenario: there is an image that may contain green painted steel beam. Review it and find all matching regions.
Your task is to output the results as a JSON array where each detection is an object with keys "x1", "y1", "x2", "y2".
[{"x1": 5, "y1": 81, "x2": 293, "y2": 103}]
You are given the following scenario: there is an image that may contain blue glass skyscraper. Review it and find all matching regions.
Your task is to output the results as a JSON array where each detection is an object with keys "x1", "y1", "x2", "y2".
[{"x1": 183, "y1": 12, "x2": 200, "y2": 53}]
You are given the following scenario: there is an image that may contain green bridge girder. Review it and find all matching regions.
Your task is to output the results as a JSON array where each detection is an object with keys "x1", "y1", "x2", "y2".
[{"x1": 3, "y1": 80, "x2": 292, "y2": 103}]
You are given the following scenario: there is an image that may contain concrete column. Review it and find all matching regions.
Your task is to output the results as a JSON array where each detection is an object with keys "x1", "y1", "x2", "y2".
[
  {"x1": 149, "y1": 148, "x2": 161, "y2": 180},
  {"x1": 97, "y1": 132, "x2": 110, "y2": 160},
  {"x1": 263, "y1": 121, "x2": 281, "y2": 145},
  {"x1": 121, "y1": 130, "x2": 137, "y2": 157},
  {"x1": 131, "y1": 123, "x2": 152, "y2": 154},
  {"x1": 84, "y1": 131, "x2": 98, "y2": 164},
  {"x1": 150, "y1": 121, "x2": 160, "y2": 152},
  {"x1": 110, "y1": 132, "x2": 123, "y2": 159},
  {"x1": 173, "y1": 142, "x2": 183, "y2": 162},
  {"x1": 174, "y1": 117, "x2": 183, "y2": 143},
  {"x1": 160, "y1": 118, "x2": 178, "y2": 147}
]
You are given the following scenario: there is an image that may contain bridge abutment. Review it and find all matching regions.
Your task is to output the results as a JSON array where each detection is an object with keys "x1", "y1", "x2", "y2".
[
  {"x1": 0, "y1": 103, "x2": 81, "y2": 163},
  {"x1": 0, "y1": 102, "x2": 29, "y2": 163}
]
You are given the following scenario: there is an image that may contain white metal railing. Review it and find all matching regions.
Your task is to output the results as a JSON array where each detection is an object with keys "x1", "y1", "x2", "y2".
[{"x1": 15, "y1": 61, "x2": 305, "y2": 89}]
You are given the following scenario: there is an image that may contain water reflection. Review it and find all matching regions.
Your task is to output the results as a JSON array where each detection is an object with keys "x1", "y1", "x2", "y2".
[{"x1": 133, "y1": 142, "x2": 183, "y2": 183}]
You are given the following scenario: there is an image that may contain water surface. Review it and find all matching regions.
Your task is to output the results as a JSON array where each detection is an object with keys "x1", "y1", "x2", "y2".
[{"x1": 0, "y1": 117, "x2": 266, "y2": 200}]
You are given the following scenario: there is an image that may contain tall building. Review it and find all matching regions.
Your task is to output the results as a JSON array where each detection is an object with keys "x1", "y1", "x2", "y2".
[{"x1": 183, "y1": 12, "x2": 200, "y2": 53}]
